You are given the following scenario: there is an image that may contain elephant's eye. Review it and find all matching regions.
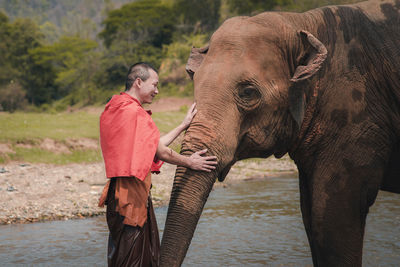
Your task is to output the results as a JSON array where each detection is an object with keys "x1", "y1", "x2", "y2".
[
  {"x1": 237, "y1": 85, "x2": 262, "y2": 110},
  {"x1": 239, "y1": 87, "x2": 260, "y2": 100}
]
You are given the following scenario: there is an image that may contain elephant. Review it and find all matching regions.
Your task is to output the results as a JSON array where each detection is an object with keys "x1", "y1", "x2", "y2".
[{"x1": 160, "y1": 0, "x2": 400, "y2": 266}]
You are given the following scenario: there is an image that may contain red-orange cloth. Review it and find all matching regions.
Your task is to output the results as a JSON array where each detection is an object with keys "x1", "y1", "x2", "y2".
[
  {"x1": 98, "y1": 172, "x2": 152, "y2": 227},
  {"x1": 100, "y1": 92, "x2": 162, "y2": 181}
]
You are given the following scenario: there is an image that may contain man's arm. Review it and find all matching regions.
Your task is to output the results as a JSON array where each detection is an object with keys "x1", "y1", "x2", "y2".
[
  {"x1": 159, "y1": 103, "x2": 197, "y2": 147},
  {"x1": 159, "y1": 124, "x2": 186, "y2": 147},
  {"x1": 156, "y1": 142, "x2": 217, "y2": 172}
]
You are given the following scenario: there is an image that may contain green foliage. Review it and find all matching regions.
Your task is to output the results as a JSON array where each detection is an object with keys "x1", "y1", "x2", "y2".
[
  {"x1": 0, "y1": 82, "x2": 28, "y2": 112},
  {"x1": 99, "y1": 0, "x2": 176, "y2": 48},
  {"x1": 225, "y1": 0, "x2": 362, "y2": 15},
  {"x1": 226, "y1": 0, "x2": 290, "y2": 15},
  {"x1": 0, "y1": 12, "x2": 12, "y2": 85},
  {"x1": 5, "y1": 18, "x2": 44, "y2": 67},
  {"x1": 164, "y1": 34, "x2": 208, "y2": 63},
  {"x1": 173, "y1": 0, "x2": 221, "y2": 33},
  {"x1": 95, "y1": 0, "x2": 177, "y2": 94},
  {"x1": 158, "y1": 34, "x2": 208, "y2": 96},
  {"x1": 0, "y1": 15, "x2": 54, "y2": 107},
  {"x1": 0, "y1": 10, "x2": 8, "y2": 24},
  {"x1": 0, "y1": 0, "x2": 131, "y2": 40},
  {"x1": 30, "y1": 36, "x2": 99, "y2": 105},
  {"x1": 39, "y1": 21, "x2": 60, "y2": 43},
  {"x1": 96, "y1": 43, "x2": 164, "y2": 92},
  {"x1": 282, "y1": 0, "x2": 362, "y2": 12}
]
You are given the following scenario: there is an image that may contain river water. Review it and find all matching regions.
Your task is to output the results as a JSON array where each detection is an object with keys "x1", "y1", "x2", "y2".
[{"x1": 1, "y1": 173, "x2": 399, "y2": 266}]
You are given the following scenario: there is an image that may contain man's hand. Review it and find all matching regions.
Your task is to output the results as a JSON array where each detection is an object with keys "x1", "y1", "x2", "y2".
[
  {"x1": 181, "y1": 103, "x2": 197, "y2": 130},
  {"x1": 189, "y1": 149, "x2": 218, "y2": 172},
  {"x1": 156, "y1": 144, "x2": 218, "y2": 172}
]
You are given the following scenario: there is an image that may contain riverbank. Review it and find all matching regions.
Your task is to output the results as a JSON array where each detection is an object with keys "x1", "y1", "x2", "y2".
[{"x1": 0, "y1": 156, "x2": 297, "y2": 224}]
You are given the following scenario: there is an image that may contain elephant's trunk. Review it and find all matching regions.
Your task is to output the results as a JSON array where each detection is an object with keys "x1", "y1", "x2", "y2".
[
  {"x1": 160, "y1": 164, "x2": 216, "y2": 266},
  {"x1": 159, "y1": 103, "x2": 237, "y2": 266}
]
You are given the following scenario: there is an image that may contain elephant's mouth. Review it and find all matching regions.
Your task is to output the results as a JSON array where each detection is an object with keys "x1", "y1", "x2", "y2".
[{"x1": 218, "y1": 161, "x2": 235, "y2": 182}]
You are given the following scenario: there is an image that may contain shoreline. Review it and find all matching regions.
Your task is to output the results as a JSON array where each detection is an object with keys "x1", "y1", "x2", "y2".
[{"x1": 0, "y1": 156, "x2": 297, "y2": 225}]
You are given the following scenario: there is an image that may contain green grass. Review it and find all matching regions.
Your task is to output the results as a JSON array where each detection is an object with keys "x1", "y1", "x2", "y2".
[
  {"x1": 0, "y1": 112, "x2": 100, "y2": 142},
  {"x1": 0, "y1": 109, "x2": 186, "y2": 164},
  {"x1": 151, "y1": 111, "x2": 186, "y2": 133},
  {"x1": 8, "y1": 147, "x2": 103, "y2": 164}
]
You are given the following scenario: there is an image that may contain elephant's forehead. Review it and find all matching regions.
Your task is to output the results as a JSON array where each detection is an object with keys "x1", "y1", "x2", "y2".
[
  {"x1": 198, "y1": 48, "x2": 280, "y2": 87},
  {"x1": 205, "y1": 40, "x2": 280, "y2": 76},
  {"x1": 212, "y1": 18, "x2": 269, "y2": 45},
  {"x1": 210, "y1": 20, "x2": 281, "y2": 60}
]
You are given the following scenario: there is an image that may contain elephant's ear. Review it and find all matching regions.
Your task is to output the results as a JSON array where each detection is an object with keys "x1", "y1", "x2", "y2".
[
  {"x1": 290, "y1": 30, "x2": 327, "y2": 82},
  {"x1": 289, "y1": 30, "x2": 327, "y2": 128},
  {"x1": 186, "y1": 45, "x2": 209, "y2": 80}
]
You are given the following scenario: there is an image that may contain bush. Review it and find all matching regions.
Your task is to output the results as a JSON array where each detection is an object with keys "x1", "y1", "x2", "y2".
[
  {"x1": 158, "y1": 34, "x2": 208, "y2": 97},
  {"x1": 0, "y1": 82, "x2": 28, "y2": 112}
]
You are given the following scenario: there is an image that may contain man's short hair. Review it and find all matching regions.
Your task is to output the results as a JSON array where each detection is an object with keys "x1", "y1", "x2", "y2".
[{"x1": 125, "y1": 62, "x2": 157, "y2": 91}]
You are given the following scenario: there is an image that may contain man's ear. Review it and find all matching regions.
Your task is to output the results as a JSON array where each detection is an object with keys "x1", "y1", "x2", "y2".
[
  {"x1": 133, "y1": 77, "x2": 142, "y2": 89},
  {"x1": 186, "y1": 45, "x2": 209, "y2": 80}
]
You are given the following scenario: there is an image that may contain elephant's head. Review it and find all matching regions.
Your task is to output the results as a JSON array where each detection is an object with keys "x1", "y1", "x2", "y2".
[{"x1": 160, "y1": 14, "x2": 327, "y2": 266}]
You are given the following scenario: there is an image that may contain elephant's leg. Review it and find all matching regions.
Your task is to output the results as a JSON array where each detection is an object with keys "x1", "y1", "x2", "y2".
[
  {"x1": 298, "y1": 168, "x2": 317, "y2": 266},
  {"x1": 301, "y1": 156, "x2": 383, "y2": 267}
]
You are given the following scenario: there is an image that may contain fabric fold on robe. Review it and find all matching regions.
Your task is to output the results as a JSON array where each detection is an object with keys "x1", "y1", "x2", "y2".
[{"x1": 99, "y1": 172, "x2": 152, "y2": 227}]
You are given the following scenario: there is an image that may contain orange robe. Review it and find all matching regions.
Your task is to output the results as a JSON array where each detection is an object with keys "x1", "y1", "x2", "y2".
[
  {"x1": 100, "y1": 92, "x2": 161, "y2": 181},
  {"x1": 98, "y1": 92, "x2": 162, "y2": 227}
]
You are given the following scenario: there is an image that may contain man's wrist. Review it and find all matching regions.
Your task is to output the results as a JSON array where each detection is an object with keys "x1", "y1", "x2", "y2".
[
  {"x1": 179, "y1": 122, "x2": 188, "y2": 132},
  {"x1": 184, "y1": 154, "x2": 192, "y2": 169}
]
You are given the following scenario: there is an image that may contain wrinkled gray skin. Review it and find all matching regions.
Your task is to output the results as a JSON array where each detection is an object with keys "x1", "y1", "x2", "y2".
[{"x1": 160, "y1": 0, "x2": 400, "y2": 266}]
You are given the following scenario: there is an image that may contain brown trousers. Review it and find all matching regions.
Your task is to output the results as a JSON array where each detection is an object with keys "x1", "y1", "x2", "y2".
[{"x1": 106, "y1": 179, "x2": 160, "y2": 267}]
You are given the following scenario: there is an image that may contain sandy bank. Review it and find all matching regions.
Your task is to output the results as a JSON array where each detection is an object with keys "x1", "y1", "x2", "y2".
[{"x1": 0, "y1": 156, "x2": 296, "y2": 224}]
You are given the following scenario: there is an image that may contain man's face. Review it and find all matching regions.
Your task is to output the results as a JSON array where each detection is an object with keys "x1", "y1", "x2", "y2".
[{"x1": 139, "y1": 69, "x2": 159, "y2": 104}]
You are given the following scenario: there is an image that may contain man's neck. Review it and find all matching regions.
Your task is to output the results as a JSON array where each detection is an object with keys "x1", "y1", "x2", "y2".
[{"x1": 125, "y1": 90, "x2": 142, "y2": 105}]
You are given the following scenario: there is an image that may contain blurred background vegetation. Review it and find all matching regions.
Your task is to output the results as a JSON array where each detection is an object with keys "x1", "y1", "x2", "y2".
[
  {"x1": 0, "y1": 0, "x2": 362, "y2": 113},
  {"x1": 0, "y1": 0, "x2": 362, "y2": 164}
]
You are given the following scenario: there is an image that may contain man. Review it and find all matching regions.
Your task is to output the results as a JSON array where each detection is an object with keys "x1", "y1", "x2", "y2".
[{"x1": 98, "y1": 62, "x2": 217, "y2": 266}]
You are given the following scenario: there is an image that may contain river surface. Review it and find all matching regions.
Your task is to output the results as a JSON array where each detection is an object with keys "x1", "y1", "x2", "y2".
[{"x1": 1, "y1": 174, "x2": 399, "y2": 266}]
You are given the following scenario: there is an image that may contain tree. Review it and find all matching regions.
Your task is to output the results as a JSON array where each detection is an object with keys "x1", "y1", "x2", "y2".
[
  {"x1": 0, "y1": 11, "x2": 12, "y2": 86},
  {"x1": 99, "y1": 0, "x2": 176, "y2": 48},
  {"x1": 10, "y1": 19, "x2": 54, "y2": 105},
  {"x1": 39, "y1": 21, "x2": 60, "y2": 43},
  {"x1": 158, "y1": 34, "x2": 208, "y2": 97},
  {"x1": 225, "y1": 0, "x2": 362, "y2": 15},
  {"x1": 0, "y1": 15, "x2": 54, "y2": 106},
  {"x1": 0, "y1": 10, "x2": 8, "y2": 24},
  {"x1": 173, "y1": 0, "x2": 221, "y2": 33},
  {"x1": 30, "y1": 36, "x2": 98, "y2": 103},
  {"x1": 0, "y1": 81, "x2": 28, "y2": 112},
  {"x1": 95, "y1": 41, "x2": 164, "y2": 92},
  {"x1": 226, "y1": 0, "x2": 290, "y2": 15},
  {"x1": 96, "y1": 0, "x2": 176, "y2": 92}
]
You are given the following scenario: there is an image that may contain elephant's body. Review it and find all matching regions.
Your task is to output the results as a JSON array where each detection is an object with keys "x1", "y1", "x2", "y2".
[{"x1": 160, "y1": 1, "x2": 400, "y2": 266}]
